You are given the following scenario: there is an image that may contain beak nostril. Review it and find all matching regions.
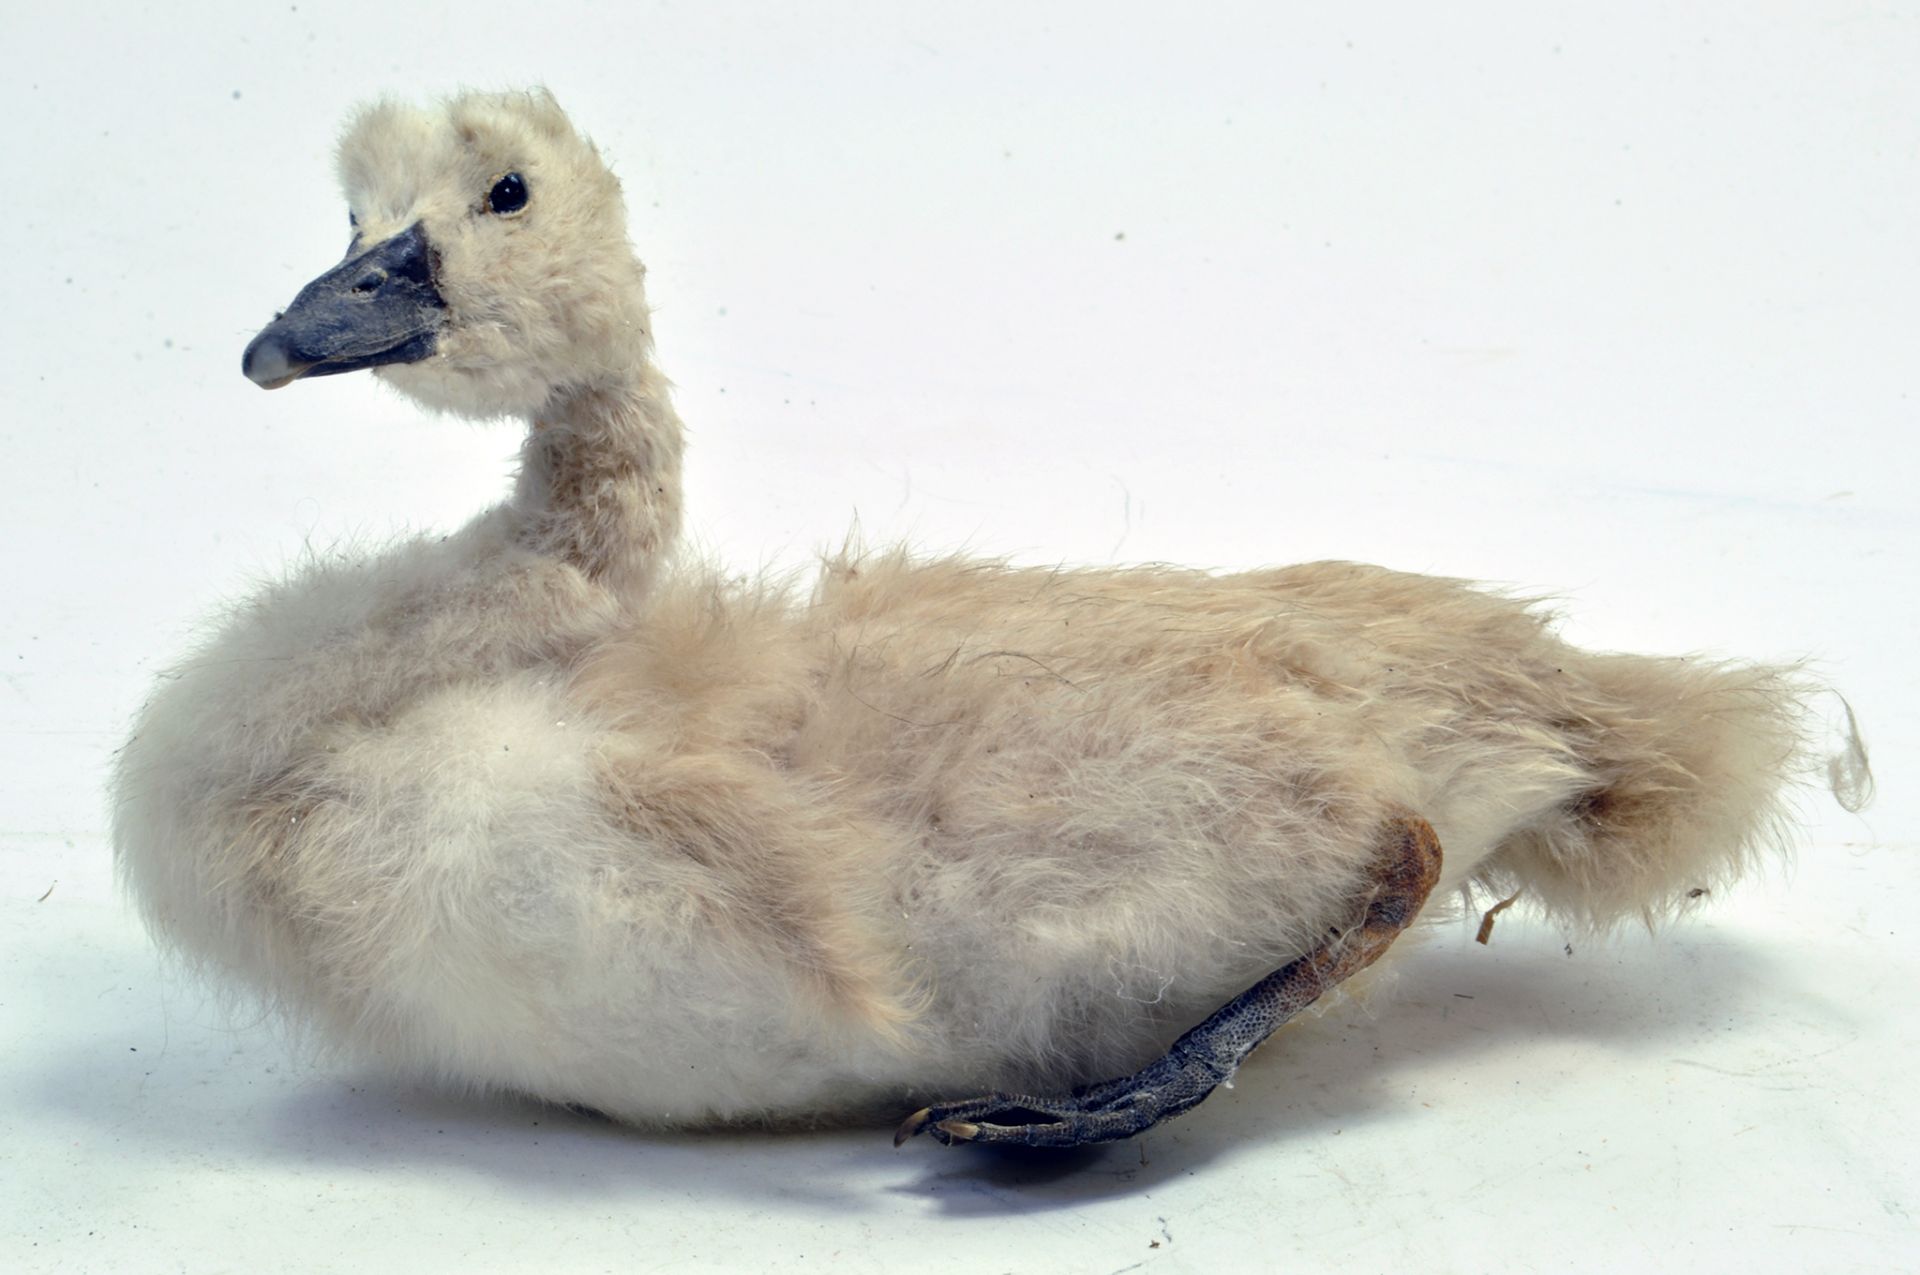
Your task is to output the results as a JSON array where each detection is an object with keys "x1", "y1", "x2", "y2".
[{"x1": 352, "y1": 269, "x2": 388, "y2": 295}]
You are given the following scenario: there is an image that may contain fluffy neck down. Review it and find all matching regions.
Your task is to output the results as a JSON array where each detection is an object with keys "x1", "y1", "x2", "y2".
[{"x1": 512, "y1": 365, "x2": 685, "y2": 595}]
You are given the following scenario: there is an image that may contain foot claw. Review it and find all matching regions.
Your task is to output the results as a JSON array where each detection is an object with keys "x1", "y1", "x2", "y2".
[{"x1": 892, "y1": 1107, "x2": 934, "y2": 1147}]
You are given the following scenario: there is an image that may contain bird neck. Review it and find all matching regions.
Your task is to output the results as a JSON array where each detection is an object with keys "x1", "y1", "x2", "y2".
[{"x1": 512, "y1": 366, "x2": 685, "y2": 596}]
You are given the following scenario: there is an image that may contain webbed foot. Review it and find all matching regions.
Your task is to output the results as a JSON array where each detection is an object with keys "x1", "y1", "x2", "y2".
[{"x1": 895, "y1": 814, "x2": 1444, "y2": 1149}]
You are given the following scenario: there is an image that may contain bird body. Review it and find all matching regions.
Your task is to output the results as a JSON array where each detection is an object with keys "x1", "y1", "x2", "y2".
[{"x1": 112, "y1": 90, "x2": 1846, "y2": 1136}]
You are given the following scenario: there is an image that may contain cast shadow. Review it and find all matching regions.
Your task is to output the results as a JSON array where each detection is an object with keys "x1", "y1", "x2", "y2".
[
  {"x1": 36, "y1": 920, "x2": 1824, "y2": 1219},
  {"x1": 883, "y1": 921, "x2": 1827, "y2": 1213}
]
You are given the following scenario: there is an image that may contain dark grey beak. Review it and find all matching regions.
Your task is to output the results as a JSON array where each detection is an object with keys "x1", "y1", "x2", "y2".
[{"x1": 242, "y1": 222, "x2": 446, "y2": 389}]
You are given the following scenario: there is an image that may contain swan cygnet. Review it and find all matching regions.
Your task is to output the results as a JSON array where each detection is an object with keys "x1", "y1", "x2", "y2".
[{"x1": 111, "y1": 90, "x2": 1867, "y2": 1149}]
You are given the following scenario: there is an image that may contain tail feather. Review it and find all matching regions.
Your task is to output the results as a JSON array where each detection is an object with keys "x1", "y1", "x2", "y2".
[{"x1": 1475, "y1": 656, "x2": 1859, "y2": 929}]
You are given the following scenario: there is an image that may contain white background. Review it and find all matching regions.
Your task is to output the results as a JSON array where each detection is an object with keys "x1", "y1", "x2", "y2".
[{"x1": 2, "y1": 3, "x2": 1915, "y2": 1271}]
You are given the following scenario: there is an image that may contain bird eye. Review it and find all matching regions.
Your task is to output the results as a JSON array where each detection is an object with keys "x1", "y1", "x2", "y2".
[{"x1": 486, "y1": 172, "x2": 529, "y2": 216}]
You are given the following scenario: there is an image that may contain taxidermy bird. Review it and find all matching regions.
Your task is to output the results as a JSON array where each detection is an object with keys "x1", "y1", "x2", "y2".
[{"x1": 112, "y1": 89, "x2": 1867, "y2": 1149}]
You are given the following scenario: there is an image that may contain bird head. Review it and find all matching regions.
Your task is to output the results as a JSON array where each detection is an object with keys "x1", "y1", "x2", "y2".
[{"x1": 242, "y1": 89, "x2": 649, "y2": 418}]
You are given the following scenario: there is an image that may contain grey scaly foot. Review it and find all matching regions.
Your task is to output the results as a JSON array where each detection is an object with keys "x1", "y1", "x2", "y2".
[{"x1": 894, "y1": 814, "x2": 1444, "y2": 1149}]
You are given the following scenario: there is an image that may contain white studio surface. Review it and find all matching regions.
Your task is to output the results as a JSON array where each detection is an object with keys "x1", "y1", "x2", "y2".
[{"x1": 1, "y1": 4, "x2": 1914, "y2": 1272}]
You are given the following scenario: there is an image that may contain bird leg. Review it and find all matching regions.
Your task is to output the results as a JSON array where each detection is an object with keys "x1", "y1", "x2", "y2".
[{"x1": 894, "y1": 814, "x2": 1444, "y2": 1149}]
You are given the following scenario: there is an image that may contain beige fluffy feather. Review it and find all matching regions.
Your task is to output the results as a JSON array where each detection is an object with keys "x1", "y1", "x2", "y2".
[{"x1": 111, "y1": 89, "x2": 1864, "y2": 1130}]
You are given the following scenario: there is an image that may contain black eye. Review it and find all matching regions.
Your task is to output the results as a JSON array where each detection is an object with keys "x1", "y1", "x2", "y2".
[{"x1": 486, "y1": 172, "x2": 529, "y2": 216}]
